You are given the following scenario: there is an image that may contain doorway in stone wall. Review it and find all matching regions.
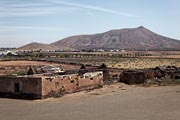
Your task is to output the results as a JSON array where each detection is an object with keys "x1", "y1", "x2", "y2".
[{"x1": 14, "y1": 83, "x2": 20, "y2": 94}]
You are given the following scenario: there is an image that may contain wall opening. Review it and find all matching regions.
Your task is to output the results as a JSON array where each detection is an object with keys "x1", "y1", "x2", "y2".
[
  {"x1": 14, "y1": 83, "x2": 20, "y2": 94},
  {"x1": 70, "y1": 80, "x2": 74, "y2": 83}
]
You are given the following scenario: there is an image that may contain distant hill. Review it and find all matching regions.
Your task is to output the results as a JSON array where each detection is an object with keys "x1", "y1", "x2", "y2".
[
  {"x1": 17, "y1": 42, "x2": 59, "y2": 51},
  {"x1": 18, "y1": 26, "x2": 180, "y2": 51}
]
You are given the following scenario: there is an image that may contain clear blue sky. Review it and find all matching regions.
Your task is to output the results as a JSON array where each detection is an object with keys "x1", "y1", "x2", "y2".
[{"x1": 0, "y1": 0, "x2": 180, "y2": 47}]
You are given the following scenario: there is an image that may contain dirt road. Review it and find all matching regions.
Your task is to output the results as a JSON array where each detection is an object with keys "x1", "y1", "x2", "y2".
[{"x1": 0, "y1": 85, "x2": 180, "y2": 120}]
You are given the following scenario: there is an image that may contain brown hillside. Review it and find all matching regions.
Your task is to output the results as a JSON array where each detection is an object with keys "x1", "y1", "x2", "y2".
[
  {"x1": 52, "y1": 26, "x2": 180, "y2": 51},
  {"x1": 18, "y1": 26, "x2": 180, "y2": 51},
  {"x1": 17, "y1": 42, "x2": 59, "y2": 51}
]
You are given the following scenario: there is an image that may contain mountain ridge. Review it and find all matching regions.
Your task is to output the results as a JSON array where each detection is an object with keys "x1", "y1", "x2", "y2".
[
  {"x1": 17, "y1": 42, "x2": 59, "y2": 51},
  {"x1": 18, "y1": 26, "x2": 180, "y2": 51}
]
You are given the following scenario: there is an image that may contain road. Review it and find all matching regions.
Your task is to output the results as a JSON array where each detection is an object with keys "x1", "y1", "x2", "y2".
[{"x1": 0, "y1": 85, "x2": 180, "y2": 120}]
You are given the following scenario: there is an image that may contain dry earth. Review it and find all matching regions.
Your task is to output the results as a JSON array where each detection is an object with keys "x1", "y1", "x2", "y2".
[
  {"x1": 0, "y1": 61, "x2": 60, "y2": 66},
  {"x1": 110, "y1": 58, "x2": 180, "y2": 69},
  {"x1": 0, "y1": 84, "x2": 180, "y2": 120},
  {"x1": 142, "y1": 55, "x2": 180, "y2": 59},
  {"x1": 0, "y1": 61, "x2": 81, "y2": 74},
  {"x1": 0, "y1": 61, "x2": 80, "y2": 69}
]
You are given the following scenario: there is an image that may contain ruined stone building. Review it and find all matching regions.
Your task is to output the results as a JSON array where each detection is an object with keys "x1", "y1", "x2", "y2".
[
  {"x1": 119, "y1": 66, "x2": 180, "y2": 85},
  {"x1": 1, "y1": 62, "x2": 179, "y2": 100},
  {"x1": 0, "y1": 65, "x2": 107, "y2": 99}
]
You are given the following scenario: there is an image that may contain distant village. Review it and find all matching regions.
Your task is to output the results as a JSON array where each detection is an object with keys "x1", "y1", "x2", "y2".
[{"x1": 0, "y1": 47, "x2": 127, "y2": 56}]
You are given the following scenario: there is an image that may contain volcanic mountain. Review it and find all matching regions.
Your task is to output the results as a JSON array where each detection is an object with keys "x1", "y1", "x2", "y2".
[
  {"x1": 18, "y1": 26, "x2": 180, "y2": 51},
  {"x1": 51, "y1": 26, "x2": 180, "y2": 51}
]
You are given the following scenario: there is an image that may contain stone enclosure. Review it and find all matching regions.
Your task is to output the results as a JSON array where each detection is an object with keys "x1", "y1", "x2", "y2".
[
  {"x1": 0, "y1": 64, "x2": 108, "y2": 99},
  {"x1": 119, "y1": 66, "x2": 180, "y2": 85},
  {"x1": 0, "y1": 61, "x2": 180, "y2": 100}
]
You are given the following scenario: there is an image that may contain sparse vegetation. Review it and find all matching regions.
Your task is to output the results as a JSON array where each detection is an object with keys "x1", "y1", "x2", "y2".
[{"x1": 1, "y1": 51, "x2": 180, "y2": 71}]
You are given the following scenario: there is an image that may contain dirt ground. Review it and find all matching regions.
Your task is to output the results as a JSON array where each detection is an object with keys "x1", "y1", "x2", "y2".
[
  {"x1": 0, "y1": 60, "x2": 81, "y2": 74},
  {"x1": 0, "y1": 60, "x2": 59, "y2": 66},
  {"x1": 142, "y1": 55, "x2": 180, "y2": 59},
  {"x1": 1, "y1": 84, "x2": 180, "y2": 120},
  {"x1": 0, "y1": 60, "x2": 80, "y2": 69},
  {"x1": 107, "y1": 58, "x2": 180, "y2": 69}
]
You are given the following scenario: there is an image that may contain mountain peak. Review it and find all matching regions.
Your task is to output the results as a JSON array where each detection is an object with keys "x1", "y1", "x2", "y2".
[
  {"x1": 51, "y1": 26, "x2": 180, "y2": 51},
  {"x1": 137, "y1": 26, "x2": 145, "y2": 29}
]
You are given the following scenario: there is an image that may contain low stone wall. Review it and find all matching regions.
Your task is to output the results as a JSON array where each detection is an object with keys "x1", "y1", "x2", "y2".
[
  {"x1": 119, "y1": 66, "x2": 180, "y2": 85},
  {"x1": 0, "y1": 71, "x2": 103, "y2": 99},
  {"x1": 0, "y1": 76, "x2": 42, "y2": 99},
  {"x1": 120, "y1": 70, "x2": 145, "y2": 84},
  {"x1": 41, "y1": 71, "x2": 103, "y2": 98}
]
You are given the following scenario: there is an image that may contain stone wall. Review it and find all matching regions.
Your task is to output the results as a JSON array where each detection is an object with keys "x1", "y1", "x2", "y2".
[
  {"x1": 0, "y1": 70, "x2": 104, "y2": 99},
  {"x1": 0, "y1": 76, "x2": 42, "y2": 99},
  {"x1": 120, "y1": 70, "x2": 145, "y2": 84},
  {"x1": 119, "y1": 66, "x2": 180, "y2": 85},
  {"x1": 41, "y1": 71, "x2": 103, "y2": 98}
]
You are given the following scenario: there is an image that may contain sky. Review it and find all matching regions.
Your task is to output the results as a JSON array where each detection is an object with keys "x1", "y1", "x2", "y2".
[{"x1": 0, "y1": 0, "x2": 180, "y2": 47}]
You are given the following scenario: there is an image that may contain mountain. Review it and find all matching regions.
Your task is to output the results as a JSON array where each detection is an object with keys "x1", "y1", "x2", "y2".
[
  {"x1": 17, "y1": 42, "x2": 59, "y2": 51},
  {"x1": 18, "y1": 26, "x2": 180, "y2": 51},
  {"x1": 51, "y1": 26, "x2": 180, "y2": 51}
]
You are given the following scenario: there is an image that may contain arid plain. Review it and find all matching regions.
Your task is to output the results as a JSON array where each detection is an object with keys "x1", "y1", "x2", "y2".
[
  {"x1": 0, "y1": 51, "x2": 180, "y2": 120},
  {"x1": 0, "y1": 84, "x2": 180, "y2": 120}
]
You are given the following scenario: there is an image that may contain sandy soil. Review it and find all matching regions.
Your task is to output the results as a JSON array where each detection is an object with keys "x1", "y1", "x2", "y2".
[
  {"x1": 142, "y1": 55, "x2": 180, "y2": 59},
  {"x1": 0, "y1": 61, "x2": 60, "y2": 66},
  {"x1": 0, "y1": 61, "x2": 81, "y2": 74},
  {"x1": 1, "y1": 84, "x2": 180, "y2": 120},
  {"x1": 109, "y1": 58, "x2": 180, "y2": 69},
  {"x1": 0, "y1": 60, "x2": 80, "y2": 69}
]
